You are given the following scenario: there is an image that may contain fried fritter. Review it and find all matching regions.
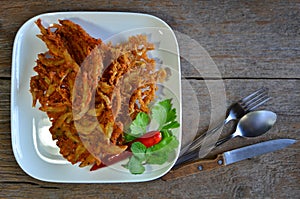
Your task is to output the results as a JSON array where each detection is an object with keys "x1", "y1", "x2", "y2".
[{"x1": 30, "y1": 19, "x2": 167, "y2": 168}]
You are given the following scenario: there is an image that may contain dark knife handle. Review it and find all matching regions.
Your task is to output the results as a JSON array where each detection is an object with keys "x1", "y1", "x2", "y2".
[{"x1": 161, "y1": 154, "x2": 225, "y2": 181}]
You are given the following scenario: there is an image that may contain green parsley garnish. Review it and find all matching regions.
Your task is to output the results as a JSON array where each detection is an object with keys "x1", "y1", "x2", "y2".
[{"x1": 123, "y1": 99, "x2": 180, "y2": 174}]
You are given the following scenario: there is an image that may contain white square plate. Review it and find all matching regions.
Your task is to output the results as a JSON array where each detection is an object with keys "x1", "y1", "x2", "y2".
[{"x1": 11, "y1": 12, "x2": 181, "y2": 183}]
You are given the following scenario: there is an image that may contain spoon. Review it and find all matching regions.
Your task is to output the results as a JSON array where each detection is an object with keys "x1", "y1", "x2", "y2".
[
  {"x1": 174, "y1": 110, "x2": 277, "y2": 166},
  {"x1": 215, "y1": 110, "x2": 277, "y2": 147}
]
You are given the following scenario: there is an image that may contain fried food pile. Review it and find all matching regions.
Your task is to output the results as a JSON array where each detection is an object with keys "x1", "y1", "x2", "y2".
[{"x1": 30, "y1": 19, "x2": 167, "y2": 168}]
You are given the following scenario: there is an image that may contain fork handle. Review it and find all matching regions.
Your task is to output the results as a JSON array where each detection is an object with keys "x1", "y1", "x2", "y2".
[
  {"x1": 181, "y1": 120, "x2": 225, "y2": 155},
  {"x1": 175, "y1": 149, "x2": 199, "y2": 166},
  {"x1": 175, "y1": 133, "x2": 235, "y2": 166},
  {"x1": 215, "y1": 134, "x2": 234, "y2": 147}
]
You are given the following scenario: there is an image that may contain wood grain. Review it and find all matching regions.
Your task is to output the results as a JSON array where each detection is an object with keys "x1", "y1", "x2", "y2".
[
  {"x1": 0, "y1": 0, "x2": 299, "y2": 198},
  {"x1": 162, "y1": 154, "x2": 226, "y2": 181}
]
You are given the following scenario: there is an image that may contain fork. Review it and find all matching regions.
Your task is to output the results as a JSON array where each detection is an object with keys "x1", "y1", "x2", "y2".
[{"x1": 179, "y1": 87, "x2": 271, "y2": 157}]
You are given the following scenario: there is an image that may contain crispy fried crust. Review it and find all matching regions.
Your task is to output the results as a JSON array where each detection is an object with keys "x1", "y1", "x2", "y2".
[{"x1": 30, "y1": 19, "x2": 167, "y2": 168}]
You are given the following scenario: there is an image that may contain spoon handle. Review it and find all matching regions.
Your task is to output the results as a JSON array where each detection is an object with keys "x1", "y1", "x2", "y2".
[{"x1": 215, "y1": 134, "x2": 234, "y2": 147}]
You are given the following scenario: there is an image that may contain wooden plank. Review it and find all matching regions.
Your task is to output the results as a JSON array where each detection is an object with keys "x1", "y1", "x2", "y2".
[{"x1": 0, "y1": 1, "x2": 299, "y2": 78}]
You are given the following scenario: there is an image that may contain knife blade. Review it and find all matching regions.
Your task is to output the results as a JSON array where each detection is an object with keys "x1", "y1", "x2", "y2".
[{"x1": 161, "y1": 139, "x2": 296, "y2": 181}]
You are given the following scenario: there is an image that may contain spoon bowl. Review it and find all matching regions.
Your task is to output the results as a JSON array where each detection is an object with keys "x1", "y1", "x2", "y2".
[{"x1": 216, "y1": 110, "x2": 277, "y2": 146}]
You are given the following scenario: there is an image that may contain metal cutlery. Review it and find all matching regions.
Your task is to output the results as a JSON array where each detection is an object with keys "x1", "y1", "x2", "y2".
[
  {"x1": 162, "y1": 139, "x2": 296, "y2": 181},
  {"x1": 180, "y1": 87, "x2": 271, "y2": 156},
  {"x1": 175, "y1": 110, "x2": 277, "y2": 166}
]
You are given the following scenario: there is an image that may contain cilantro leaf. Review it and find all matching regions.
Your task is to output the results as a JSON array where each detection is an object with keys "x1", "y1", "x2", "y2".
[
  {"x1": 146, "y1": 150, "x2": 168, "y2": 165},
  {"x1": 161, "y1": 121, "x2": 180, "y2": 130},
  {"x1": 151, "y1": 99, "x2": 179, "y2": 130},
  {"x1": 166, "y1": 106, "x2": 177, "y2": 123},
  {"x1": 126, "y1": 156, "x2": 145, "y2": 174},
  {"x1": 124, "y1": 134, "x2": 136, "y2": 142},
  {"x1": 166, "y1": 136, "x2": 179, "y2": 151},
  {"x1": 145, "y1": 136, "x2": 179, "y2": 165},
  {"x1": 131, "y1": 142, "x2": 147, "y2": 161},
  {"x1": 158, "y1": 99, "x2": 172, "y2": 112},
  {"x1": 151, "y1": 105, "x2": 167, "y2": 129},
  {"x1": 127, "y1": 112, "x2": 149, "y2": 141}
]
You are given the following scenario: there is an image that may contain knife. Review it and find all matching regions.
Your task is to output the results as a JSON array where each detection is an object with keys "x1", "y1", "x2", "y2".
[{"x1": 161, "y1": 139, "x2": 296, "y2": 181}]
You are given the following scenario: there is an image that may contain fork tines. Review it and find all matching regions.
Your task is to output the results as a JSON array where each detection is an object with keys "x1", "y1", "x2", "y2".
[{"x1": 239, "y1": 87, "x2": 271, "y2": 112}]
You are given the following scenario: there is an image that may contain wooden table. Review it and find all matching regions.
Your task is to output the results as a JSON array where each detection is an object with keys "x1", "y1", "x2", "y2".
[{"x1": 1, "y1": 1, "x2": 299, "y2": 198}]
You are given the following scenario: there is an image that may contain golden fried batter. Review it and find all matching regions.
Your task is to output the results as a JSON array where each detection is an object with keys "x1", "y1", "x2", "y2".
[{"x1": 30, "y1": 19, "x2": 167, "y2": 168}]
